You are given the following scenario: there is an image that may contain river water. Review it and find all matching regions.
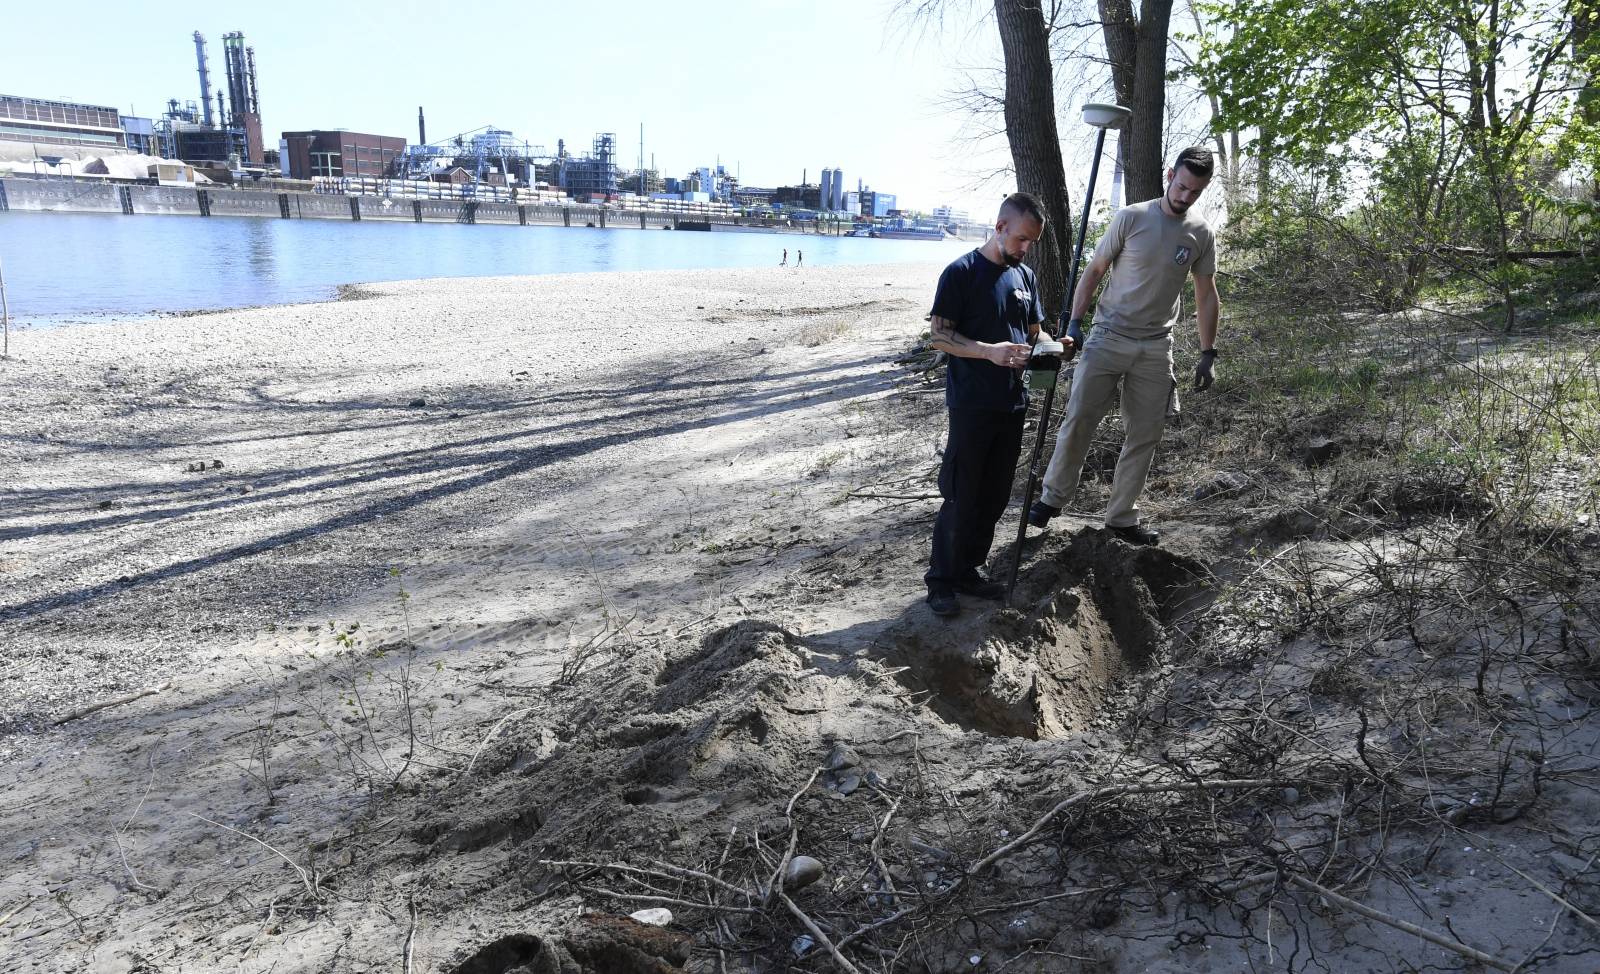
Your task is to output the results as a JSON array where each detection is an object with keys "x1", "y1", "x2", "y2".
[{"x1": 0, "y1": 210, "x2": 974, "y2": 326}]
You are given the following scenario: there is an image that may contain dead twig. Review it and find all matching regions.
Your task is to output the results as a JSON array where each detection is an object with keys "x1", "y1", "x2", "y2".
[
  {"x1": 185, "y1": 812, "x2": 318, "y2": 901},
  {"x1": 54, "y1": 683, "x2": 170, "y2": 726},
  {"x1": 0, "y1": 897, "x2": 36, "y2": 929},
  {"x1": 112, "y1": 832, "x2": 159, "y2": 894},
  {"x1": 675, "y1": 612, "x2": 720, "y2": 637},
  {"x1": 968, "y1": 885, "x2": 1117, "y2": 914},
  {"x1": 538, "y1": 859, "x2": 750, "y2": 901},
  {"x1": 456, "y1": 707, "x2": 534, "y2": 780},
  {"x1": 710, "y1": 828, "x2": 739, "y2": 974},
  {"x1": 779, "y1": 891, "x2": 864, "y2": 974},
  {"x1": 971, "y1": 778, "x2": 1306, "y2": 875},
  {"x1": 574, "y1": 885, "x2": 759, "y2": 915},
  {"x1": 1355, "y1": 709, "x2": 1393, "y2": 784},
  {"x1": 845, "y1": 492, "x2": 940, "y2": 502},
  {"x1": 869, "y1": 797, "x2": 903, "y2": 897},
  {"x1": 558, "y1": 614, "x2": 636, "y2": 684},
  {"x1": 764, "y1": 766, "x2": 824, "y2": 908},
  {"x1": 1283, "y1": 872, "x2": 1516, "y2": 971},
  {"x1": 112, "y1": 749, "x2": 161, "y2": 893},
  {"x1": 402, "y1": 888, "x2": 418, "y2": 974},
  {"x1": 1492, "y1": 856, "x2": 1600, "y2": 934}
]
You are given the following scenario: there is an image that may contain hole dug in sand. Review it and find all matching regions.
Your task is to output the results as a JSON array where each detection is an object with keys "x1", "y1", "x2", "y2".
[
  {"x1": 891, "y1": 528, "x2": 1212, "y2": 739},
  {"x1": 449, "y1": 914, "x2": 694, "y2": 974}
]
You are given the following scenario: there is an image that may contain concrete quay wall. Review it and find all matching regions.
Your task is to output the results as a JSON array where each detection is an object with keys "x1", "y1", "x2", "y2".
[
  {"x1": 0, "y1": 177, "x2": 838, "y2": 237},
  {"x1": 1, "y1": 179, "x2": 125, "y2": 214}
]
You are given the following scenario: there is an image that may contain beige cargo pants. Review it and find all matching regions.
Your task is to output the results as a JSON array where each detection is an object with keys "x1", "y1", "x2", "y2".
[{"x1": 1038, "y1": 329, "x2": 1177, "y2": 528}]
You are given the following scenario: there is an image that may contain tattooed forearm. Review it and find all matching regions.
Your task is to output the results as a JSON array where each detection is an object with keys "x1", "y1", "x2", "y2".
[{"x1": 929, "y1": 316, "x2": 972, "y2": 352}]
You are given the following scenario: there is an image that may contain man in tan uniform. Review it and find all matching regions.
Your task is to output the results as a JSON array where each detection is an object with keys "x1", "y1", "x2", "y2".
[{"x1": 1028, "y1": 146, "x2": 1221, "y2": 545}]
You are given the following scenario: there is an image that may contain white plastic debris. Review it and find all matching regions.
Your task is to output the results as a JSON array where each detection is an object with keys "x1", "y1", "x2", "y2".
[{"x1": 629, "y1": 908, "x2": 673, "y2": 927}]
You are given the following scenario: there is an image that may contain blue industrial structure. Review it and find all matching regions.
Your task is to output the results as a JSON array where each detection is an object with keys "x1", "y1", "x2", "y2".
[
  {"x1": 120, "y1": 116, "x2": 158, "y2": 155},
  {"x1": 860, "y1": 191, "x2": 896, "y2": 217}
]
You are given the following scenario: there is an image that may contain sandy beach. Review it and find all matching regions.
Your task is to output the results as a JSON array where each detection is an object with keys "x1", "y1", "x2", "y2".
[
  {"x1": 0, "y1": 260, "x2": 985, "y2": 971},
  {"x1": 0, "y1": 262, "x2": 939, "y2": 741},
  {"x1": 2, "y1": 262, "x2": 1594, "y2": 974}
]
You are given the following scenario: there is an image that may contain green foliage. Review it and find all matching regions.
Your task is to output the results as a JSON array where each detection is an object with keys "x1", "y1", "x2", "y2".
[
  {"x1": 1196, "y1": 0, "x2": 1422, "y2": 161},
  {"x1": 1195, "y1": 0, "x2": 1597, "y2": 317}
]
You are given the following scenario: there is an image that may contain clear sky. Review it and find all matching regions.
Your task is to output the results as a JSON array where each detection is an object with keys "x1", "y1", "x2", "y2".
[{"x1": 3, "y1": 0, "x2": 1031, "y2": 218}]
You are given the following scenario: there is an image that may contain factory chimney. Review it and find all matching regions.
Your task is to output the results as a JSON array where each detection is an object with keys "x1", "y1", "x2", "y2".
[
  {"x1": 223, "y1": 33, "x2": 249, "y2": 126},
  {"x1": 418, "y1": 106, "x2": 426, "y2": 146},
  {"x1": 246, "y1": 46, "x2": 259, "y2": 114},
  {"x1": 194, "y1": 31, "x2": 213, "y2": 126}
]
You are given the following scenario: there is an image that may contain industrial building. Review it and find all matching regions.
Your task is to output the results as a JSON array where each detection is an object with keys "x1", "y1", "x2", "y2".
[
  {"x1": 220, "y1": 32, "x2": 264, "y2": 162},
  {"x1": 157, "y1": 30, "x2": 264, "y2": 167},
  {"x1": 400, "y1": 120, "x2": 544, "y2": 186},
  {"x1": 120, "y1": 116, "x2": 158, "y2": 155},
  {"x1": 732, "y1": 185, "x2": 776, "y2": 207},
  {"x1": 774, "y1": 181, "x2": 822, "y2": 209},
  {"x1": 0, "y1": 94, "x2": 126, "y2": 151},
  {"x1": 817, "y1": 167, "x2": 845, "y2": 211},
  {"x1": 859, "y1": 190, "x2": 897, "y2": 217},
  {"x1": 394, "y1": 122, "x2": 626, "y2": 200},
  {"x1": 558, "y1": 133, "x2": 618, "y2": 198},
  {"x1": 281, "y1": 130, "x2": 406, "y2": 179}
]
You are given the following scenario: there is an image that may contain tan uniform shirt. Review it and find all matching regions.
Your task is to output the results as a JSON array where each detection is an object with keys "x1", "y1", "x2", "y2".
[{"x1": 1089, "y1": 198, "x2": 1215, "y2": 340}]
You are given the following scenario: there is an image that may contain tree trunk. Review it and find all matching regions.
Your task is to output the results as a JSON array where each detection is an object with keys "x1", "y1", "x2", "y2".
[
  {"x1": 994, "y1": 0, "x2": 1073, "y2": 319},
  {"x1": 1099, "y1": 0, "x2": 1175, "y2": 204}
]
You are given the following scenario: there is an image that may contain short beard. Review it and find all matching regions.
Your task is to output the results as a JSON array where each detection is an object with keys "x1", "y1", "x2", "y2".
[{"x1": 1001, "y1": 248, "x2": 1025, "y2": 267}]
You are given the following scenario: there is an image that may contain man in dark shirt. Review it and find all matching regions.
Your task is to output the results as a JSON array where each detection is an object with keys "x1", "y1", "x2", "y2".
[{"x1": 924, "y1": 193, "x2": 1051, "y2": 617}]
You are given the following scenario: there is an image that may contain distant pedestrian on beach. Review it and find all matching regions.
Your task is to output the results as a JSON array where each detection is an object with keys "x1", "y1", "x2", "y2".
[
  {"x1": 781, "y1": 248, "x2": 788, "y2": 266},
  {"x1": 923, "y1": 192, "x2": 1051, "y2": 618},
  {"x1": 796, "y1": 250, "x2": 803, "y2": 267}
]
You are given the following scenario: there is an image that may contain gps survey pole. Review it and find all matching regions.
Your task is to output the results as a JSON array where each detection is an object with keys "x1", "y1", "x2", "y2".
[{"x1": 1005, "y1": 102, "x2": 1132, "y2": 604}]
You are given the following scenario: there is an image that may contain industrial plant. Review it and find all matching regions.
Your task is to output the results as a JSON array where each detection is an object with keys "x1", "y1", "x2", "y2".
[
  {"x1": 0, "y1": 27, "x2": 979, "y2": 236},
  {"x1": 155, "y1": 31, "x2": 265, "y2": 167}
]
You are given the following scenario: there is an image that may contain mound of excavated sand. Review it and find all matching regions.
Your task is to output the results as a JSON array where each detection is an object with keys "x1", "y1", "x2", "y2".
[{"x1": 884, "y1": 529, "x2": 1212, "y2": 739}]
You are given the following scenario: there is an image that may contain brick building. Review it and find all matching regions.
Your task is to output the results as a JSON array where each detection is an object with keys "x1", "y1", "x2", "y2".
[{"x1": 280, "y1": 130, "x2": 405, "y2": 180}]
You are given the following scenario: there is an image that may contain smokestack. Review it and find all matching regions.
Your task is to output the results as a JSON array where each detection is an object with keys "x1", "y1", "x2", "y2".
[
  {"x1": 223, "y1": 33, "x2": 250, "y2": 127},
  {"x1": 216, "y1": 89, "x2": 226, "y2": 128},
  {"x1": 418, "y1": 106, "x2": 426, "y2": 145},
  {"x1": 246, "y1": 46, "x2": 259, "y2": 114},
  {"x1": 194, "y1": 31, "x2": 213, "y2": 126}
]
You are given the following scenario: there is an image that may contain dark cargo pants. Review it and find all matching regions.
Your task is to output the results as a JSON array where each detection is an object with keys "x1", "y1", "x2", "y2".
[{"x1": 926, "y1": 407, "x2": 1026, "y2": 592}]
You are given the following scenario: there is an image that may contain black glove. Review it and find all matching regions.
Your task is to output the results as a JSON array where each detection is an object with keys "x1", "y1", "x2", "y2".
[
  {"x1": 1063, "y1": 318, "x2": 1085, "y2": 361},
  {"x1": 1193, "y1": 349, "x2": 1217, "y2": 391}
]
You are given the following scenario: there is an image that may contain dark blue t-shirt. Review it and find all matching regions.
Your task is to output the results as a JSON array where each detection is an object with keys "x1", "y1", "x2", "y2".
[{"x1": 930, "y1": 249, "x2": 1044, "y2": 412}]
